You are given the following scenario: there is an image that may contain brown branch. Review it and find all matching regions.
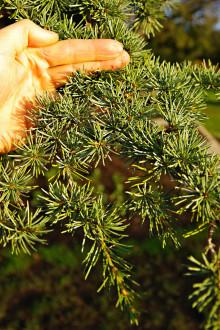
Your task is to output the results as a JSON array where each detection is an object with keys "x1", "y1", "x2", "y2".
[
  {"x1": 207, "y1": 219, "x2": 217, "y2": 258},
  {"x1": 217, "y1": 257, "x2": 220, "y2": 319},
  {"x1": 101, "y1": 238, "x2": 130, "y2": 297}
]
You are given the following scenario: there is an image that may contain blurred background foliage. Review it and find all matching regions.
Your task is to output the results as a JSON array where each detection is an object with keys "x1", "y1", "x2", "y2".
[
  {"x1": 0, "y1": 226, "x2": 211, "y2": 329},
  {"x1": 147, "y1": 0, "x2": 220, "y2": 140},
  {"x1": 147, "y1": 0, "x2": 220, "y2": 64},
  {"x1": 0, "y1": 0, "x2": 220, "y2": 329},
  {"x1": 1, "y1": 156, "x2": 219, "y2": 329},
  {"x1": 203, "y1": 90, "x2": 220, "y2": 139}
]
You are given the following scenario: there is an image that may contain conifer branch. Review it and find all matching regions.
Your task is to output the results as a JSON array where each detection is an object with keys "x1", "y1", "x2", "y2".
[{"x1": 0, "y1": 0, "x2": 219, "y2": 326}]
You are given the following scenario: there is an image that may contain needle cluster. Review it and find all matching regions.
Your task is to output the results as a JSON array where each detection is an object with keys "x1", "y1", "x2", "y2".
[{"x1": 0, "y1": 0, "x2": 219, "y2": 326}]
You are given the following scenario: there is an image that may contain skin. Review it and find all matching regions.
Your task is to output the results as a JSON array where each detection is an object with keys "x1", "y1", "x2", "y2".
[{"x1": 0, "y1": 19, "x2": 130, "y2": 153}]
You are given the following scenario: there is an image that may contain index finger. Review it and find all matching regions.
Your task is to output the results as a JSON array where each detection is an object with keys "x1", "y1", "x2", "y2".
[
  {"x1": 0, "y1": 19, "x2": 58, "y2": 56},
  {"x1": 35, "y1": 39, "x2": 124, "y2": 67}
]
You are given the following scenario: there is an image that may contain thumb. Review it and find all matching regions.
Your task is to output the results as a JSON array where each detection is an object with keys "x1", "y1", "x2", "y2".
[{"x1": 0, "y1": 19, "x2": 58, "y2": 55}]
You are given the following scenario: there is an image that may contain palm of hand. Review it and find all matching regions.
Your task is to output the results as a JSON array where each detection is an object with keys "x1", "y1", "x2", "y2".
[
  {"x1": 0, "y1": 48, "x2": 53, "y2": 153},
  {"x1": 0, "y1": 19, "x2": 129, "y2": 153}
]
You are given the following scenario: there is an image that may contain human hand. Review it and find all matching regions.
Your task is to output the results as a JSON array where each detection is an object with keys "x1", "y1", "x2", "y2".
[{"x1": 0, "y1": 19, "x2": 130, "y2": 153}]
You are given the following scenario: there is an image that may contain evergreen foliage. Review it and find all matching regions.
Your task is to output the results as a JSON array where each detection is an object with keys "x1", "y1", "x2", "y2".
[
  {"x1": 147, "y1": 0, "x2": 220, "y2": 63},
  {"x1": 0, "y1": 0, "x2": 219, "y2": 326}
]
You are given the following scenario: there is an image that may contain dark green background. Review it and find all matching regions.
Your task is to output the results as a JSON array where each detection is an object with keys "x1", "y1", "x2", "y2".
[{"x1": 0, "y1": 0, "x2": 219, "y2": 328}]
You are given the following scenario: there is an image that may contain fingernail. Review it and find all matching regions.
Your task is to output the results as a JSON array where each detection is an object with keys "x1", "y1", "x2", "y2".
[
  {"x1": 111, "y1": 40, "x2": 123, "y2": 53},
  {"x1": 104, "y1": 40, "x2": 123, "y2": 54}
]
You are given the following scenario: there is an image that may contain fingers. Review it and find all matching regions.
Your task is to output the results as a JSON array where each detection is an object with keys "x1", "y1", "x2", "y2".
[
  {"x1": 37, "y1": 39, "x2": 124, "y2": 67},
  {"x1": 0, "y1": 19, "x2": 58, "y2": 55},
  {"x1": 48, "y1": 51, "x2": 130, "y2": 88},
  {"x1": 0, "y1": 131, "x2": 25, "y2": 154}
]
